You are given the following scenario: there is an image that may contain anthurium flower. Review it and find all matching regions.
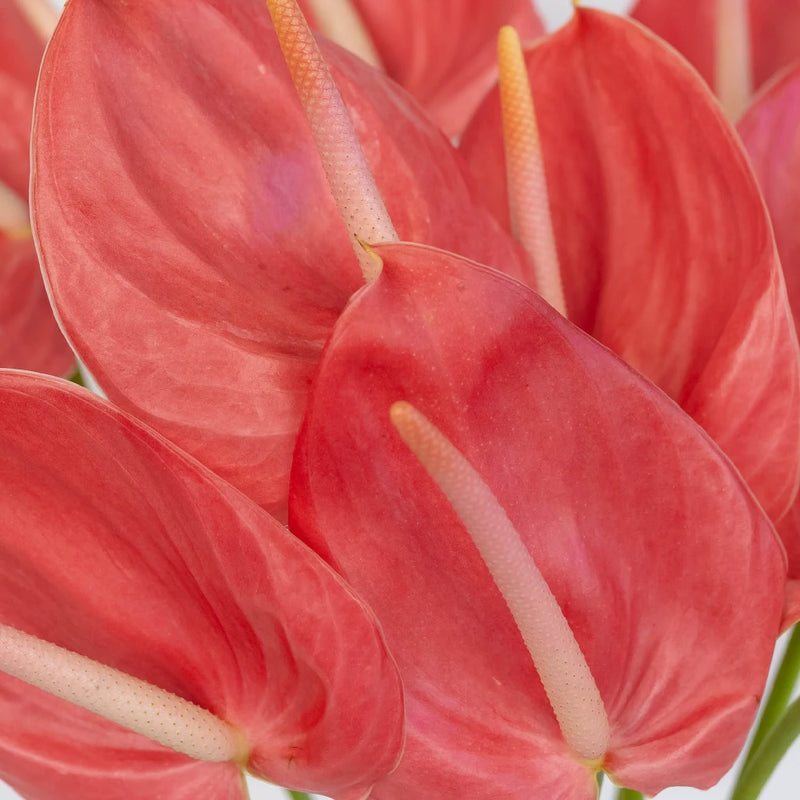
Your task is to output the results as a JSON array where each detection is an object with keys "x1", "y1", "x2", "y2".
[
  {"x1": 631, "y1": 0, "x2": 800, "y2": 118},
  {"x1": 459, "y1": 9, "x2": 800, "y2": 533},
  {"x1": 0, "y1": 369, "x2": 403, "y2": 800},
  {"x1": 296, "y1": 0, "x2": 544, "y2": 138},
  {"x1": 31, "y1": 0, "x2": 527, "y2": 519},
  {"x1": 738, "y1": 65, "x2": 800, "y2": 589},
  {"x1": 290, "y1": 242, "x2": 787, "y2": 799},
  {"x1": 0, "y1": 0, "x2": 72, "y2": 375}
]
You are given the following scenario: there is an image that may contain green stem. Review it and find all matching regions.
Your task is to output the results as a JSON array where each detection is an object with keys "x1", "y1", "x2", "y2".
[
  {"x1": 286, "y1": 792, "x2": 311, "y2": 800},
  {"x1": 731, "y1": 695, "x2": 800, "y2": 800},
  {"x1": 615, "y1": 789, "x2": 643, "y2": 800},
  {"x1": 742, "y1": 625, "x2": 800, "y2": 771}
]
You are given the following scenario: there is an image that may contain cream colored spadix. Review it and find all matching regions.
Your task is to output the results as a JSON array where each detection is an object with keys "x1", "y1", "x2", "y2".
[
  {"x1": 715, "y1": 0, "x2": 752, "y2": 120},
  {"x1": 0, "y1": 622, "x2": 244, "y2": 763},
  {"x1": 390, "y1": 401, "x2": 610, "y2": 762},
  {"x1": 305, "y1": 0, "x2": 384, "y2": 71},
  {"x1": 265, "y1": 0, "x2": 397, "y2": 283},
  {"x1": 497, "y1": 26, "x2": 567, "y2": 318}
]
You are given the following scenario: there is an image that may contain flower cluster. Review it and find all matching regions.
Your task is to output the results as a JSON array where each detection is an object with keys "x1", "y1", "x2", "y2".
[{"x1": 2, "y1": 1, "x2": 800, "y2": 799}]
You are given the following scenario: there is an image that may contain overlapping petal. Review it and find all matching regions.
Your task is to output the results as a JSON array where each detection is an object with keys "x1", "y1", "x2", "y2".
[
  {"x1": 299, "y1": 0, "x2": 544, "y2": 137},
  {"x1": 738, "y1": 64, "x2": 800, "y2": 579},
  {"x1": 290, "y1": 243, "x2": 785, "y2": 799},
  {"x1": 460, "y1": 9, "x2": 800, "y2": 527},
  {"x1": 0, "y1": 235, "x2": 70, "y2": 375},
  {"x1": 31, "y1": 0, "x2": 526, "y2": 518},
  {"x1": 0, "y1": 0, "x2": 72, "y2": 376},
  {"x1": 631, "y1": 0, "x2": 800, "y2": 98},
  {"x1": 0, "y1": 0, "x2": 43, "y2": 198},
  {"x1": 0, "y1": 370, "x2": 403, "y2": 800}
]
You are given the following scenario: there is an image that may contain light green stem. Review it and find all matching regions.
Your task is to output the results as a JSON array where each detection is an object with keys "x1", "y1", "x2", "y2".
[
  {"x1": 741, "y1": 625, "x2": 800, "y2": 770},
  {"x1": 730, "y1": 696, "x2": 800, "y2": 800},
  {"x1": 615, "y1": 789, "x2": 643, "y2": 800},
  {"x1": 286, "y1": 793, "x2": 311, "y2": 800}
]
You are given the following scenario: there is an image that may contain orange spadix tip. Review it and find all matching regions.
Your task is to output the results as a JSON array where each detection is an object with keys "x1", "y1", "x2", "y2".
[{"x1": 497, "y1": 21, "x2": 567, "y2": 317}]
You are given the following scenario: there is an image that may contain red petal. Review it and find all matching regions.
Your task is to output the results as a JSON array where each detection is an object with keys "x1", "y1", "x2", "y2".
[
  {"x1": 632, "y1": 0, "x2": 800, "y2": 94},
  {"x1": 301, "y1": 0, "x2": 544, "y2": 137},
  {"x1": 0, "y1": 234, "x2": 73, "y2": 375},
  {"x1": 738, "y1": 64, "x2": 800, "y2": 576},
  {"x1": 290, "y1": 243, "x2": 785, "y2": 797},
  {"x1": 32, "y1": 0, "x2": 525, "y2": 518},
  {"x1": 460, "y1": 9, "x2": 800, "y2": 524},
  {"x1": 0, "y1": 371, "x2": 403, "y2": 799},
  {"x1": 0, "y1": 0, "x2": 44, "y2": 197}
]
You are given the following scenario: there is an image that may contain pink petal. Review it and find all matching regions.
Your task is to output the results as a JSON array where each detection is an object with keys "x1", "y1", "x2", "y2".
[
  {"x1": 0, "y1": 234, "x2": 73, "y2": 375},
  {"x1": 632, "y1": 0, "x2": 800, "y2": 94},
  {"x1": 460, "y1": 9, "x2": 800, "y2": 525},
  {"x1": 0, "y1": 0, "x2": 43, "y2": 197},
  {"x1": 301, "y1": 0, "x2": 544, "y2": 138},
  {"x1": 290, "y1": 243, "x2": 785, "y2": 797},
  {"x1": 0, "y1": 370, "x2": 403, "y2": 799},
  {"x1": 738, "y1": 64, "x2": 800, "y2": 577},
  {"x1": 32, "y1": 0, "x2": 525, "y2": 519}
]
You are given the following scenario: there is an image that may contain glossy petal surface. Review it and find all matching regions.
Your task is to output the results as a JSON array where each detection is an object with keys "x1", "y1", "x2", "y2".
[
  {"x1": 0, "y1": 371, "x2": 403, "y2": 799},
  {"x1": 300, "y1": 0, "x2": 544, "y2": 137},
  {"x1": 290, "y1": 243, "x2": 784, "y2": 798},
  {"x1": 740, "y1": 63, "x2": 800, "y2": 577},
  {"x1": 632, "y1": 0, "x2": 800, "y2": 96},
  {"x1": 32, "y1": 0, "x2": 525, "y2": 518},
  {"x1": 460, "y1": 9, "x2": 800, "y2": 525}
]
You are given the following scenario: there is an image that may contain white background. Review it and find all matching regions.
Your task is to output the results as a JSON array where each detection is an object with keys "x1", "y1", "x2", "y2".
[{"x1": 4, "y1": 0, "x2": 796, "y2": 798}]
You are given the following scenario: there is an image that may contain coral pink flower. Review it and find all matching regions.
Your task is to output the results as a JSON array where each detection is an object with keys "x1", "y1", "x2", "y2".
[
  {"x1": 460, "y1": 10, "x2": 800, "y2": 536},
  {"x1": 290, "y1": 242, "x2": 786, "y2": 799},
  {"x1": 0, "y1": 0, "x2": 72, "y2": 375},
  {"x1": 22, "y1": 1, "x2": 800, "y2": 796},
  {"x1": 0, "y1": 370, "x2": 403, "y2": 800}
]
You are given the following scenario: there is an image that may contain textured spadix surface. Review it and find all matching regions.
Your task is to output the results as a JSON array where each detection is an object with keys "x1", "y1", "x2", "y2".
[
  {"x1": 0, "y1": 371, "x2": 403, "y2": 800},
  {"x1": 290, "y1": 243, "x2": 786, "y2": 799}
]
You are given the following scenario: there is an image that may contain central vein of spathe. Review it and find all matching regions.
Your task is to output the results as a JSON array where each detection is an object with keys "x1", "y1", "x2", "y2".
[
  {"x1": 265, "y1": 0, "x2": 398, "y2": 283},
  {"x1": 391, "y1": 401, "x2": 610, "y2": 764},
  {"x1": 0, "y1": 622, "x2": 245, "y2": 763},
  {"x1": 497, "y1": 26, "x2": 568, "y2": 318}
]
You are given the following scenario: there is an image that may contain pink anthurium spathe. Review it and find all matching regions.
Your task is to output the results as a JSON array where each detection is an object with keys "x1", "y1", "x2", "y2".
[
  {"x1": 738, "y1": 65, "x2": 800, "y2": 585},
  {"x1": 631, "y1": 0, "x2": 800, "y2": 118},
  {"x1": 290, "y1": 242, "x2": 787, "y2": 799},
  {"x1": 460, "y1": 9, "x2": 800, "y2": 533},
  {"x1": 0, "y1": 0, "x2": 72, "y2": 375},
  {"x1": 31, "y1": 0, "x2": 528, "y2": 520},
  {"x1": 297, "y1": 0, "x2": 545, "y2": 138},
  {"x1": 0, "y1": 369, "x2": 404, "y2": 800}
]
